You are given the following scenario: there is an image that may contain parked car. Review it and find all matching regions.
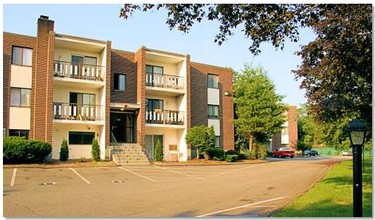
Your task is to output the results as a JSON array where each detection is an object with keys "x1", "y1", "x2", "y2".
[
  {"x1": 273, "y1": 147, "x2": 295, "y2": 158},
  {"x1": 303, "y1": 150, "x2": 319, "y2": 156},
  {"x1": 342, "y1": 151, "x2": 353, "y2": 156}
]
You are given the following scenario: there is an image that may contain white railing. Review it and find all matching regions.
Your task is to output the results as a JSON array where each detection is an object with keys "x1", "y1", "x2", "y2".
[
  {"x1": 54, "y1": 61, "x2": 105, "y2": 81},
  {"x1": 145, "y1": 73, "x2": 184, "y2": 90},
  {"x1": 53, "y1": 102, "x2": 104, "y2": 121},
  {"x1": 145, "y1": 110, "x2": 184, "y2": 125}
]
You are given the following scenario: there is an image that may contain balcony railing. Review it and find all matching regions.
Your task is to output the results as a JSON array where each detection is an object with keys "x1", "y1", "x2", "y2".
[
  {"x1": 54, "y1": 61, "x2": 105, "y2": 81},
  {"x1": 53, "y1": 102, "x2": 104, "y2": 121},
  {"x1": 146, "y1": 73, "x2": 184, "y2": 90},
  {"x1": 145, "y1": 110, "x2": 184, "y2": 125}
]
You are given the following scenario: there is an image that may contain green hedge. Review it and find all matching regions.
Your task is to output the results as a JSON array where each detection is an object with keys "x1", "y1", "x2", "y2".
[
  {"x1": 225, "y1": 154, "x2": 239, "y2": 162},
  {"x1": 204, "y1": 148, "x2": 225, "y2": 160},
  {"x1": 3, "y1": 137, "x2": 52, "y2": 164},
  {"x1": 225, "y1": 149, "x2": 239, "y2": 156}
]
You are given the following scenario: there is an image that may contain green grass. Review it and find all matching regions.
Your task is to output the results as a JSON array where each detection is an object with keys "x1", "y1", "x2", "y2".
[{"x1": 273, "y1": 157, "x2": 372, "y2": 217}]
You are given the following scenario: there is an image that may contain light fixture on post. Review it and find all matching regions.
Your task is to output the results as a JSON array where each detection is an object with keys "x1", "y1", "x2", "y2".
[{"x1": 347, "y1": 119, "x2": 366, "y2": 217}]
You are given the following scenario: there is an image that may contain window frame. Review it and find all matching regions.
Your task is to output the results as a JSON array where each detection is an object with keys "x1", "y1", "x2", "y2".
[
  {"x1": 9, "y1": 129, "x2": 30, "y2": 139},
  {"x1": 207, "y1": 74, "x2": 219, "y2": 89},
  {"x1": 68, "y1": 131, "x2": 95, "y2": 145},
  {"x1": 12, "y1": 46, "x2": 33, "y2": 66},
  {"x1": 114, "y1": 73, "x2": 126, "y2": 91},
  {"x1": 10, "y1": 87, "x2": 31, "y2": 107},
  {"x1": 208, "y1": 105, "x2": 220, "y2": 119}
]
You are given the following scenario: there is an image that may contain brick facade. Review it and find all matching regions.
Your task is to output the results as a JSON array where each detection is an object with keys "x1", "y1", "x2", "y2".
[
  {"x1": 271, "y1": 105, "x2": 298, "y2": 150},
  {"x1": 190, "y1": 62, "x2": 235, "y2": 150},
  {"x1": 3, "y1": 32, "x2": 36, "y2": 136}
]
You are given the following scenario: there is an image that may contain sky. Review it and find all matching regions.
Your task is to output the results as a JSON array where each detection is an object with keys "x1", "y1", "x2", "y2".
[{"x1": 3, "y1": 4, "x2": 316, "y2": 107}]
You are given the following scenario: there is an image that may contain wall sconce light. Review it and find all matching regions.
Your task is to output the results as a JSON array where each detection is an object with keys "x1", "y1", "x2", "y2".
[{"x1": 224, "y1": 91, "x2": 231, "y2": 96}]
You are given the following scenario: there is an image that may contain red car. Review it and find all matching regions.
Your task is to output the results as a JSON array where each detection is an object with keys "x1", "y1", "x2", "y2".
[{"x1": 273, "y1": 147, "x2": 295, "y2": 158}]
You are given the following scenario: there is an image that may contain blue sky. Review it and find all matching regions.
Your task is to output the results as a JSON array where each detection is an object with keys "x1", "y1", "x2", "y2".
[{"x1": 3, "y1": 4, "x2": 316, "y2": 107}]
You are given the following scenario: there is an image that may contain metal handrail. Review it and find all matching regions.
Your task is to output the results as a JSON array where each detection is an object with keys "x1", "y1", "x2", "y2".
[
  {"x1": 54, "y1": 60, "x2": 105, "y2": 81},
  {"x1": 53, "y1": 102, "x2": 104, "y2": 121},
  {"x1": 145, "y1": 72, "x2": 184, "y2": 90},
  {"x1": 145, "y1": 110, "x2": 185, "y2": 125}
]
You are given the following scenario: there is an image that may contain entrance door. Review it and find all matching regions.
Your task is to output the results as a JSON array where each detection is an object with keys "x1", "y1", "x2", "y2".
[
  {"x1": 110, "y1": 112, "x2": 134, "y2": 143},
  {"x1": 145, "y1": 135, "x2": 163, "y2": 160}
]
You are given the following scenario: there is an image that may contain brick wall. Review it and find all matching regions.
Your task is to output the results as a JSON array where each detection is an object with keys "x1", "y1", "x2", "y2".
[
  {"x1": 105, "y1": 41, "x2": 112, "y2": 151},
  {"x1": 3, "y1": 32, "x2": 36, "y2": 134},
  {"x1": 189, "y1": 62, "x2": 235, "y2": 150},
  {"x1": 287, "y1": 105, "x2": 298, "y2": 149},
  {"x1": 110, "y1": 49, "x2": 137, "y2": 104},
  {"x1": 134, "y1": 47, "x2": 146, "y2": 147},
  {"x1": 30, "y1": 16, "x2": 55, "y2": 143}
]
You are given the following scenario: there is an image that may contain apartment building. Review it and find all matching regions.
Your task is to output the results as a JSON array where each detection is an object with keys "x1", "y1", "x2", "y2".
[
  {"x1": 269, "y1": 105, "x2": 298, "y2": 151},
  {"x1": 3, "y1": 15, "x2": 234, "y2": 162}
]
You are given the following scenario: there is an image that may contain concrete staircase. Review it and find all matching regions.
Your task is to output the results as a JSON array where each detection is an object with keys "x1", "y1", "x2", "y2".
[{"x1": 111, "y1": 144, "x2": 151, "y2": 165}]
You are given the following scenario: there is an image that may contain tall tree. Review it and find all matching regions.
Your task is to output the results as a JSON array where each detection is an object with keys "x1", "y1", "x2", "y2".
[
  {"x1": 234, "y1": 65, "x2": 287, "y2": 152},
  {"x1": 120, "y1": 4, "x2": 372, "y2": 132}
]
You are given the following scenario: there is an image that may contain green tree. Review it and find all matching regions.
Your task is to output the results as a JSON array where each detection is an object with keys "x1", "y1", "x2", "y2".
[
  {"x1": 297, "y1": 104, "x2": 323, "y2": 149},
  {"x1": 120, "y1": 4, "x2": 372, "y2": 131},
  {"x1": 154, "y1": 139, "x2": 164, "y2": 161},
  {"x1": 234, "y1": 65, "x2": 287, "y2": 157},
  {"x1": 185, "y1": 125, "x2": 215, "y2": 159},
  {"x1": 59, "y1": 138, "x2": 69, "y2": 161},
  {"x1": 91, "y1": 138, "x2": 100, "y2": 161}
]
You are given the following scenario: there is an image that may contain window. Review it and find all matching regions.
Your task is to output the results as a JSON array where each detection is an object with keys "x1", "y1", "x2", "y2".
[
  {"x1": 146, "y1": 65, "x2": 163, "y2": 75},
  {"x1": 70, "y1": 92, "x2": 95, "y2": 106},
  {"x1": 208, "y1": 74, "x2": 219, "y2": 89},
  {"x1": 9, "y1": 129, "x2": 29, "y2": 139},
  {"x1": 12, "y1": 46, "x2": 32, "y2": 66},
  {"x1": 69, "y1": 132, "x2": 95, "y2": 145},
  {"x1": 208, "y1": 105, "x2": 219, "y2": 118},
  {"x1": 10, "y1": 88, "x2": 31, "y2": 107},
  {"x1": 146, "y1": 65, "x2": 164, "y2": 86},
  {"x1": 215, "y1": 136, "x2": 220, "y2": 147},
  {"x1": 114, "y1": 73, "x2": 126, "y2": 91}
]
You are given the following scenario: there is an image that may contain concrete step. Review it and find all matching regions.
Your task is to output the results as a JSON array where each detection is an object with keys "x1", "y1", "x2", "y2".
[{"x1": 111, "y1": 144, "x2": 150, "y2": 165}]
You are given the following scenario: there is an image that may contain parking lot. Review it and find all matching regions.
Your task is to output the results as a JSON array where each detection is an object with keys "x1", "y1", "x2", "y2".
[{"x1": 3, "y1": 158, "x2": 341, "y2": 217}]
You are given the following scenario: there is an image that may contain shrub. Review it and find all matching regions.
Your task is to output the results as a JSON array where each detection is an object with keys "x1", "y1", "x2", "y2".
[
  {"x1": 225, "y1": 149, "x2": 239, "y2": 156},
  {"x1": 91, "y1": 138, "x2": 100, "y2": 161},
  {"x1": 154, "y1": 139, "x2": 164, "y2": 161},
  {"x1": 225, "y1": 154, "x2": 239, "y2": 162},
  {"x1": 59, "y1": 138, "x2": 69, "y2": 161},
  {"x1": 204, "y1": 147, "x2": 225, "y2": 160},
  {"x1": 185, "y1": 125, "x2": 215, "y2": 159},
  {"x1": 3, "y1": 137, "x2": 52, "y2": 164}
]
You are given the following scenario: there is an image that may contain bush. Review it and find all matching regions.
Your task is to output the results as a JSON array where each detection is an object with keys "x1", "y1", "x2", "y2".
[
  {"x1": 225, "y1": 149, "x2": 239, "y2": 156},
  {"x1": 91, "y1": 138, "x2": 100, "y2": 161},
  {"x1": 59, "y1": 138, "x2": 69, "y2": 161},
  {"x1": 225, "y1": 154, "x2": 239, "y2": 162},
  {"x1": 154, "y1": 139, "x2": 164, "y2": 161},
  {"x1": 3, "y1": 137, "x2": 52, "y2": 164},
  {"x1": 297, "y1": 141, "x2": 312, "y2": 151},
  {"x1": 204, "y1": 147, "x2": 225, "y2": 160},
  {"x1": 185, "y1": 125, "x2": 215, "y2": 159}
]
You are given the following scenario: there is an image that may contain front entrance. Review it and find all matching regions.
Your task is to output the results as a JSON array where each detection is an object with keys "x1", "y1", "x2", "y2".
[{"x1": 110, "y1": 112, "x2": 135, "y2": 143}]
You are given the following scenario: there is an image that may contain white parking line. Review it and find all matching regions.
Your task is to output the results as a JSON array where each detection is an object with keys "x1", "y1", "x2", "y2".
[
  {"x1": 154, "y1": 166, "x2": 204, "y2": 179},
  {"x1": 10, "y1": 168, "x2": 17, "y2": 187},
  {"x1": 69, "y1": 168, "x2": 91, "y2": 184},
  {"x1": 118, "y1": 167, "x2": 157, "y2": 182},
  {"x1": 207, "y1": 164, "x2": 265, "y2": 178},
  {"x1": 196, "y1": 196, "x2": 287, "y2": 217}
]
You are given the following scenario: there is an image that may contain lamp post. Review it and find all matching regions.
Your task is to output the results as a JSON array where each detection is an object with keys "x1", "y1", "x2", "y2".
[{"x1": 347, "y1": 119, "x2": 366, "y2": 217}]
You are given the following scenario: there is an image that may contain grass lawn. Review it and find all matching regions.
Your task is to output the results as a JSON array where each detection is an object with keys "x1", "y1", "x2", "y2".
[{"x1": 273, "y1": 157, "x2": 372, "y2": 217}]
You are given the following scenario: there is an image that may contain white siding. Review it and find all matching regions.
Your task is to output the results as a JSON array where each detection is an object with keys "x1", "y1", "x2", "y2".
[
  {"x1": 10, "y1": 65, "x2": 32, "y2": 88},
  {"x1": 207, "y1": 88, "x2": 220, "y2": 105},
  {"x1": 208, "y1": 119, "x2": 220, "y2": 136},
  {"x1": 9, "y1": 107, "x2": 30, "y2": 129}
]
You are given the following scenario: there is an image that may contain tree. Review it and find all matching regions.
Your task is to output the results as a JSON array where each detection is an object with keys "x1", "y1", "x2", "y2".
[
  {"x1": 120, "y1": 4, "x2": 372, "y2": 132},
  {"x1": 234, "y1": 65, "x2": 287, "y2": 156},
  {"x1": 185, "y1": 125, "x2": 215, "y2": 159},
  {"x1": 91, "y1": 138, "x2": 100, "y2": 161},
  {"x1": 297, "y1": 104, "x2": 324, "y2": 149},
  {"x1": 59, "y1": 138, "x2": 69, "y2": 161},
  {"x1": 154, "y1": 139, "x2": 164, "y2": 161}
]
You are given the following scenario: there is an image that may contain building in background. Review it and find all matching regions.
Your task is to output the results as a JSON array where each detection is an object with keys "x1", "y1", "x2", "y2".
[
  {"x1": 268, "y1": 105, "x2": 298, "y2": 151},
  {"x1": 3, "y1": 15, "x2": 234, "y2": 163}
]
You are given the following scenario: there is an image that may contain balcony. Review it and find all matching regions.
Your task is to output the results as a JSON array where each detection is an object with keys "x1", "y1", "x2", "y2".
[
  {"x1": 145, "y1": 110, "x2": 185, "y2": 126},
  {"x1": 53, "y1": 102, "x2": 104, "y2": 123},
  {"x1": 145, "y1": 73, "x2": 185, "y2": 96},
  {"x1": 54, "y1": 61, "x2": 105, "y2": 82}
]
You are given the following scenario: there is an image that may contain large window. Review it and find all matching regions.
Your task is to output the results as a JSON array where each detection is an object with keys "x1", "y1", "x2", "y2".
[
  {"x1": 10, "y1": 88, "x2": 31, "y2": 107},
  {"x1": 70, "y1": 92, "x2": 95, "y2": 106},
  {"x1": 69, "y1": 131, "x2": 95, "y2": 145},
  {"x1": 215, "y1": 136, "x2": 220, "y2": 147},
  {"x1": 114, "y1": 73, "x2": 126, "y2": 91},
  {"x1": 12, "y1": 46, "x2": 32, "y2": 66},
  {"x1": 146, "y1": 65, "x2": 164, "y2": 86},
  {"x1": 208, "y1": 74, "x2": 219, "y2": 89},
  {"x1": 9, "y1": 129, "x2": 29, "y2": 139},
  {"x1": 208, "y1": 105, "x2": 219, "y2": 119}
]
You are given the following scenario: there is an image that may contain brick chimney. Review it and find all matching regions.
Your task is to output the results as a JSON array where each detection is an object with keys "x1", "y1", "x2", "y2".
[{"x1": 30, "y1": 15, "x2": 55, "y2": 143}]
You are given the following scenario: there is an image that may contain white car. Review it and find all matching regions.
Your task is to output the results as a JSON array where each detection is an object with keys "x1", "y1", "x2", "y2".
[{"x1": 342, "y1": 151, "x2": 353, "y2": 156}]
